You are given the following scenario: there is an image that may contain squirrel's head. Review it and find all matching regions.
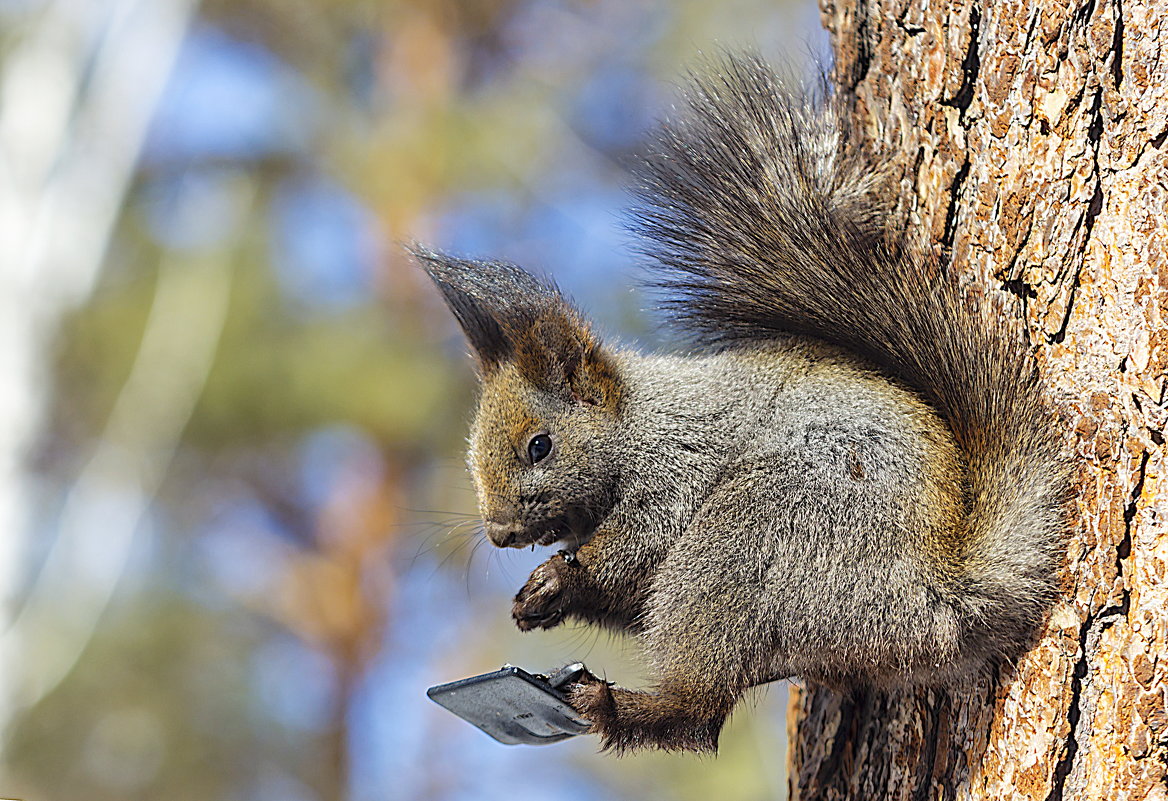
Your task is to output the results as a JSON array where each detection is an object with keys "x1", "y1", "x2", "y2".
[{"x1": 416, "y1": 248, "x2": 624, "y2": 549}]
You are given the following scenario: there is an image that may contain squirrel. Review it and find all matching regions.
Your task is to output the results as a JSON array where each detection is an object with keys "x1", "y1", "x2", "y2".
[{"x1": 414, "y1": 55, "x2": 1069, "y2": 754}]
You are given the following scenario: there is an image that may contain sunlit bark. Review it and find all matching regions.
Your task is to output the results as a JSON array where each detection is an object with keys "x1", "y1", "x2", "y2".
[{"x1": 788, "y1": 1, "x2": 1168, "y2": 798}]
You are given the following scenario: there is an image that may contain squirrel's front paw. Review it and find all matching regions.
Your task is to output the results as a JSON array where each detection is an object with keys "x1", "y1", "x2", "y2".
[
  {"x1": 512, "y1": 552, "x2": 573, "y2": 631},
  {"x1": 567, "y1": 676, "x2": 721, "y2": 754}
]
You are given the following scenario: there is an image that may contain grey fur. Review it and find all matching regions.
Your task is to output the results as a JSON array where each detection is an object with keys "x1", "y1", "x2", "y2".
[{"x1": 417, "y1": 55, "x2": 1070, "y2": 753}]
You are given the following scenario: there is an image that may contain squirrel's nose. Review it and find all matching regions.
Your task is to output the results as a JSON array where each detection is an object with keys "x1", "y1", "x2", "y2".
[{"x1": 485, "y1": 520, "x2": 523, "y2": 548}]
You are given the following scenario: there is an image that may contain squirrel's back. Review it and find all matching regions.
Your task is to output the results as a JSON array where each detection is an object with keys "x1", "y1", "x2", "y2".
[{"x1": 633, "y1": 55, "x2": 1070, "y2": 663}]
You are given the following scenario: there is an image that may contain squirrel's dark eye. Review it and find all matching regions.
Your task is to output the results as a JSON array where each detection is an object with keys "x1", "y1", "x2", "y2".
[{"x1": 528, "y1": 434, "x2": 552, "y2": 464}]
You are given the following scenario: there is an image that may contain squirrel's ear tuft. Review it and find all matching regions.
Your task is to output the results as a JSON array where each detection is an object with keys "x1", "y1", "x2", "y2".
[
  {"x1": 412, "y1": 246, "x2": 623, "y2": 408},
  {"x1": 412, "y1": 246, "x2": 554, "y2": 373}
]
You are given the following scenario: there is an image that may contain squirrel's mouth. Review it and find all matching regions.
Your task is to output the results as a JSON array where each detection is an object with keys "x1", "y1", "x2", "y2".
[{"x1": 512, "y1": 509, "x2": 599, "y2": 551}]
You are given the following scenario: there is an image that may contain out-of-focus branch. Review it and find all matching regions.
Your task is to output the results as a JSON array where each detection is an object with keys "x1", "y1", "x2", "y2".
[
  {"x1": 0, "y1": 0, "x2": 199, "y2": 748},
  {"x1": 0, "y1": 227, "x2": 237, "y2": 733}
]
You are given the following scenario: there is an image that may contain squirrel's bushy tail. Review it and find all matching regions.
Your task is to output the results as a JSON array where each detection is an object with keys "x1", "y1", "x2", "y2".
[{"x1": 634, "y1": 55, "x2": 1069, "y2": 658}]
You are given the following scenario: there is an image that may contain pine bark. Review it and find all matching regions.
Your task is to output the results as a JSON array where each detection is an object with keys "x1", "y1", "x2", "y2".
[{"x1": 787, "y1": 0, "x2": 1168, "y2": 799}]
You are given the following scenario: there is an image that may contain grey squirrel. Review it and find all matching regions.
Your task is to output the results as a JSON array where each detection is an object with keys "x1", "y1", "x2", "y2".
[{"x1": 415, "y1": 56, "x2": 1069, "y2": 754}]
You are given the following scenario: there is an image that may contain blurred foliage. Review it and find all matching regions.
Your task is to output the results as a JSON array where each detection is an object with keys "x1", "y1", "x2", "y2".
[
  {"x1": 7, "y1": 596, "x2": 303, "y2": 801},
  {"x1": 5, "y1": 0, "x2": 817, "y2": 799}
]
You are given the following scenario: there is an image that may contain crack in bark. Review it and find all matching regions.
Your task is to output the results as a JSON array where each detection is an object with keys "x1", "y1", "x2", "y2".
[
  {"x1": 1002, "y1": 275, "x2": 1037, "y2": 323},
  {"x1": 1131, "y1": 128, "x2": 1168, "y2": 170},
  {"x1": 1121, "y1": 450, "x2": 1150, "y2": 567},
  {"x1": 894, "y1": 3, "x2": 925, "y2": 37},
  {"x1": 941, "y1": 5, "x2": 982, "y2": 116},
  {"x1": 1049, "y1": 259, "x2": 1084, "y2": 345},
  {"x1": 813, "y1": 693, "x2": 857, "y2": 791},
  {"x1": 1045, "y1": 614, "x2": 1090, "y2": 801},
  {"x1": 1111, "y1": 0, "x2": 1125, "y2": 88},
  {"x1": 1087, "y1": 88, "x2": 1105, "y2": 146},
  {"x1": 1022, "y1": 6, "x2": 1041, "y2": 50},
  {"x1": 936, "y1": 3, "x2": 981, "y2": 259},
  {"x1": 912, "y1": 691, "x2": 953, "y2": 801},
  {"x1": 1050, "y1": 84, "x2": 1107, "y2": 344},
  {"x1": 1046, "y1": 449, "x2": 1146, "y2": 801},
  {"x1": 894, "y1": 8, "x2": 925, "y2": 37},
  {"x1": 1001, "y1": 278, "x2": 1038, "y2": 299},
  {"x1": 1050, "y1": 91, "x2": 1104, "y2": 346},
  {"x1": 1072, "y1": 0, "x2": 1098, "y2": 28},
  {"x1": 1002, "y1": 217, "x2": 1038, "y2": 319},
  {"x1": 941, "y1": 157, "x2": 971, "y2": 256},
  {"x1": 845, "y1": 0, "x2": 874, "y2": 90},
  {"x1": 1045, "y1": 600, "x2": 1129, "y2": 801}
]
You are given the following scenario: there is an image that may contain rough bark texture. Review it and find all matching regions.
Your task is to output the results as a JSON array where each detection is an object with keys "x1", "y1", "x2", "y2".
[{"x1": 787, "y1": 0, "x2": 1168, "y2": 799}]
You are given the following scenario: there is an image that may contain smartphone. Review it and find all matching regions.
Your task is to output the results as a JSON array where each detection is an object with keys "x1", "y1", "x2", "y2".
[{"x1": 426, "y1": 662, "x2": 591, "y2": 745}]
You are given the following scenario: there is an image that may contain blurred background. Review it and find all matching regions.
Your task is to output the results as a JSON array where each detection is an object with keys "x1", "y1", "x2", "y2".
[{"x1": 0, "y1": 1, "x2": 823, "y2": 798}]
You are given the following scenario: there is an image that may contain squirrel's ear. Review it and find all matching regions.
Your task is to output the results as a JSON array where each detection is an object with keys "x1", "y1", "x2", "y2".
[
  {"x1": 413, "y1": 247, "x2": 553, "y2": 373},
  {"x1": 517, "y1": 313, "x2": 624, "y2": 410},
  {"x1": 413, "y1": 246, "x2": 623, "y2": 408}
]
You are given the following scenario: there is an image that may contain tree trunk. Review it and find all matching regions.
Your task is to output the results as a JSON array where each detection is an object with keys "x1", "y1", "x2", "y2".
[{"x1": 787, "y1": 0, "x2": 1168, "y2": 799}]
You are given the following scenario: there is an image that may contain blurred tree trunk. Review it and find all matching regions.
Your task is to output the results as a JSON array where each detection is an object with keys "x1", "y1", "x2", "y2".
[
  {"x1": 786, "y1": 0, "x2": 1168, "y2": 798},
  {"x1": 0, "y1": 0, "x2": 199, "y2": 750}
]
